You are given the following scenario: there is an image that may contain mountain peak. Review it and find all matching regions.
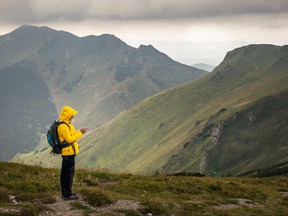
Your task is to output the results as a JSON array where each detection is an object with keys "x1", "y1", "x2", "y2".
[
  {"x1": 224, "y1": 44, "x2": 279, "y2": 61},
  {"x1": 99, "y1": 33, "x2": 118, "y2": 38},
  {"x1": 15, "y1": 24, "x2": 38, "y2": 30},
  {"x1": 137, "y1": 44, "x2": 170, "y2": 58},
  {"x1": 8, "y1": 25, "x2": 77, "y2": 39},
  {"x1": 11, "y1": 25, "x2": 51, "y2": 33},
  {"x1": 138, "y1": 44, "x2": 156, "y2": 50},
  {"x1": 210, "y1": 44, "x2": 282, "y2": 81},
  {"x1": 82, "y1": 33, "x2": 128, "y2": 47}
]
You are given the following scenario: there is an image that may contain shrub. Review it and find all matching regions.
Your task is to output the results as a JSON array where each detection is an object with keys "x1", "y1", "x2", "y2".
[
  {"x1": 80, "y1": 188, "x2": 114, "y2": 207},
  {"x1": 206, "y1": 183, "x2": 222, "y2": 192},
  {"x1": 140, "y1": 201, "x2": 169, "y2": 216}
]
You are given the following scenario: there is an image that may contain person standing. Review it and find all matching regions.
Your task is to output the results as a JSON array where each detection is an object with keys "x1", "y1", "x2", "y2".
[{"x1": 57, "y1": 106, "x2": 88, "y2": 200}]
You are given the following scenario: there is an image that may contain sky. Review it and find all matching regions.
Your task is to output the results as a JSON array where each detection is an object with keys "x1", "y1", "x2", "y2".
[{"x1": 1, "y1": 0, "x2": 288, "y2": 66}]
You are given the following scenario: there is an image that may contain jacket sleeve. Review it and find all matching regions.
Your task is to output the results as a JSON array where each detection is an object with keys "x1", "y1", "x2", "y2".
[{"x1": 58, "y1": 124, "x2": 83, "y2": 144}]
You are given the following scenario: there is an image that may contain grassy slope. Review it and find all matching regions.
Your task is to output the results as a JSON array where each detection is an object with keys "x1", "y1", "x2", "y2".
[
  {"x1": 1, "y1": 162, "x2": 288, "y2": 216},
  {"x1": 13, "y1": 44, "x2": 288, "y2": 175},
  {"x1": 163, "y1": 89, "x2": 288, "y2": 176},
  {"x1": 210, "y1": 90, "x2": 288, "y2": 174}
]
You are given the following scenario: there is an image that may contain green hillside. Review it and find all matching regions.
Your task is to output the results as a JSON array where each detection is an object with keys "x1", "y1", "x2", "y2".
[
  {"x1": 1, "y1": 162, "x2": 288, "y2": 216},
  {"x1": 163, "y1": 89, "x2": 288, "y2": 176},
  {"x1": 13, "y1": 44, "x2": 288, "y2": 176}
]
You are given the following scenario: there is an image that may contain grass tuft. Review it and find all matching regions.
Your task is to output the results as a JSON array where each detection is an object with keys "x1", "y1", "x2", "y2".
[
  {"x1": 80, "y1": 188, "x2": 115, "y2": 207},
  {"x1": 140, "y1": 201, "x2": 169, "y2": 216}
]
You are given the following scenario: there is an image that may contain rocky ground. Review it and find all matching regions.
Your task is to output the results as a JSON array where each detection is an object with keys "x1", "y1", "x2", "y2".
[
  {"x1": 42, "y1": 195, "x2": 141, "y2": 216},
  {"x1": 0, "y1": 194, "x2": 142, "y2": 216}
]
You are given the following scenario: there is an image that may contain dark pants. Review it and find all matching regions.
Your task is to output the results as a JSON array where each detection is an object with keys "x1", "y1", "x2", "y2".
[{"x1": 60, "y1": 155, "x2": 75, "y2": 198}]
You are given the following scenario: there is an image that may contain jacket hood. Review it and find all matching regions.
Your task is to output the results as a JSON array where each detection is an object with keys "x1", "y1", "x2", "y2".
[{"x1": 60, "y1": 106, "x2": 78, "y2": 122}]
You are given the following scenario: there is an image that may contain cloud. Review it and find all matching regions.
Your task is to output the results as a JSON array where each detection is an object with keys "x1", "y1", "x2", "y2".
[
  {"x1": 0, "y1": 0, "x2": 287, "y2": 67},
  {"x1": 0, "y1": 0, "x2": 34, "y2": 23},
  {"x1": 1, "y1": 0, "x2": 288, "y2": 25}
]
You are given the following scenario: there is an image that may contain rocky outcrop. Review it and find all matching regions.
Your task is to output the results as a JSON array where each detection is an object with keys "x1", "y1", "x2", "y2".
[
  {"x1": 198, "y1": 152, "x2": 208, "y2": 174},
  {"x1": 211, "y1": 123, "x2": 223, "y2": 144},
  {"x1": 248, "y1": 111, "x2": 257, "y2": 122}
]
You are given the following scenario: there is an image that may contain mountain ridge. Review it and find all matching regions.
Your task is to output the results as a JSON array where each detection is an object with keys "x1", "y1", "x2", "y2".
[{"x1": 13, "y1": 44, "x2": 288, "y2": 176}]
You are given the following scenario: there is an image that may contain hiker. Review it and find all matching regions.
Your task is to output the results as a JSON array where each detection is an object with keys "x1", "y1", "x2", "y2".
[{"x1": 58, "y1": 106, "x2": 88, "y2": 200}]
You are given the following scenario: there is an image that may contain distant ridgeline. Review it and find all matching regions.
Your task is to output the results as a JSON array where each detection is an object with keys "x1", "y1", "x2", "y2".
[
  {"x1": 0, "y1": 25, "x2": 206, "y2": 161},
  {"x1": 13, "y1": 44, "x2": 288, "y2": 177}
]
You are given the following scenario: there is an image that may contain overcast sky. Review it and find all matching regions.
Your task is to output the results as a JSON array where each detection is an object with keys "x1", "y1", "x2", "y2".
[{"x1": 1, "y1": 0, "x2": 288, "y2": 65}]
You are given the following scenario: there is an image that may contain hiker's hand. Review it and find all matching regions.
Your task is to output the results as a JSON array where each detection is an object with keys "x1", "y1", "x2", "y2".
[{"x1": 80, "y1": 128, "x2": 88, "y2": 134}]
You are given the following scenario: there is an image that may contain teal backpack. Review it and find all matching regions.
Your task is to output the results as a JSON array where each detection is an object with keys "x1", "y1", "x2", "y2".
[{"x1": 47, "y1": 121, "x2": 70, "y2": 155}]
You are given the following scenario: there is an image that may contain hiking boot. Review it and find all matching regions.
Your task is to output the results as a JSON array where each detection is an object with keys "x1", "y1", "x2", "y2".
[
  {"x1": 62, "y1": 193, "x2": 78, "y2": 199},
  {"x1": 62, "y1": 194, "x2": 79, "y2": 200}
]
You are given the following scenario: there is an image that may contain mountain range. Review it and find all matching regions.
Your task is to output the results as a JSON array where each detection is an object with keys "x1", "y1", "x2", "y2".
[
  {"x1": 0, "y1": 25, "x2": 206, "y2": 161},
  {"x1": 192, "y1": 63, "x2": 215, "y2": 72},
  {"x1": 14, "y1": 44, "x2": 288, "y2": 176}
]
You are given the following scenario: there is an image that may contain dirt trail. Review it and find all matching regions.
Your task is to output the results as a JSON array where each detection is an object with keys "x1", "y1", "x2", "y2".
[{"x1": 39, "y1": 195, "x2": 141, "y2": 216}]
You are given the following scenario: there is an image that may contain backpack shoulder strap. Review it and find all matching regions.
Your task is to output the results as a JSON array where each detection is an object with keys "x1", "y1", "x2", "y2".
[
  {"x1": 56, "y1": 121, "x2": 70, "y2": 134},
  {"x1": 56, "y1": 121, "x2": 70, "y2": 128},
  {"x1": 55, "y1": 121, "x2": 70, "y2": 143}
]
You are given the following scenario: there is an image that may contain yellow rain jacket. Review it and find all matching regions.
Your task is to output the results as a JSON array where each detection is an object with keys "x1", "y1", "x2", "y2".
[{"x1": 57, "y1": 106, "x2": 83, "y2": 156}]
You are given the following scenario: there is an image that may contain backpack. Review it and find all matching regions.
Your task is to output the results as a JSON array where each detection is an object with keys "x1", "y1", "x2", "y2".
[{"x1": 47, "y1": 121, "x2": 70, "y2": 155}]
